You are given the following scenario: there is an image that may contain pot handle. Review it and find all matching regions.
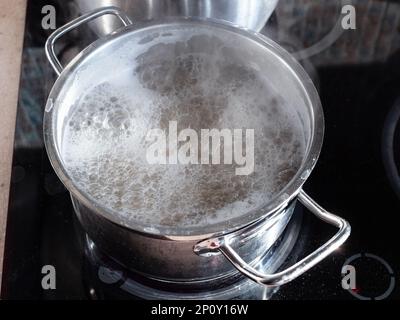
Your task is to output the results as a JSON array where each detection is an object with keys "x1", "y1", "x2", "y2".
[
  {"x1": 45, "y1": 6, "x2": 132, "y2": 76},
  {"x1": 194, "y1": 190, "x2": 351, "y2": 287}
]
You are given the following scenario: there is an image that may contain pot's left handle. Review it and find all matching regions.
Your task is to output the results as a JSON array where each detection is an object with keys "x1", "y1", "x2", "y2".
[
  {"x1": 45, "y1": 6, "x2": 132, "y2": 76},
  {"x1": 194, "y1": 190, "x2": 351, "y2": 287}
]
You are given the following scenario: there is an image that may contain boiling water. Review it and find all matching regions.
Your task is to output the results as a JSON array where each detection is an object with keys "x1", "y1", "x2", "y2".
[{"x1": 61, "y1": 35, "x2": 306, "y2": 229}]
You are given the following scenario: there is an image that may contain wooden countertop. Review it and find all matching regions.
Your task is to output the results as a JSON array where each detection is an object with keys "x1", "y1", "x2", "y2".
[{"x1": 0, "y1": 0, "x2": 27, "y2": 292}]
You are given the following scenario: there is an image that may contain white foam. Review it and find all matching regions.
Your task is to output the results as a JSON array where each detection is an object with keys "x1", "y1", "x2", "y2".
[{"x1": 61, "y1": 36, "x2": 306, "y2": 229}]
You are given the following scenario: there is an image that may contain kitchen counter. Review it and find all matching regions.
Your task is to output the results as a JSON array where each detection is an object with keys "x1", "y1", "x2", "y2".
[{"x1": 0, "y1": 0, "x2": 27, "y2": 290}]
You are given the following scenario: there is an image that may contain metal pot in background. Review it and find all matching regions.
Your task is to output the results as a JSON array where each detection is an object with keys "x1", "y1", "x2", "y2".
[{"x1": 74, "y1": 0, "x2": 279, "y2": 35}]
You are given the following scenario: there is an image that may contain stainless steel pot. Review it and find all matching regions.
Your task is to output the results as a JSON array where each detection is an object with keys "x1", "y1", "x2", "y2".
[
  {"x1": 44, "y1": 7, "x2": 351, "y2": 287},
  {"x1": 74, "y1": 0, "x2": 279, "y2": 35}
]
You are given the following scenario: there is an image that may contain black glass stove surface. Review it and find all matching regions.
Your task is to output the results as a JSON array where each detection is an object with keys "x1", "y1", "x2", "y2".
[{"x1": 2, "y1": 0, "x2": 400, "y2": 300}]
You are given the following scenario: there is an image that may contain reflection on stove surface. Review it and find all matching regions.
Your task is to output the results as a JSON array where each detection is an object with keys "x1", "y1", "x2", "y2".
[{"x1": 81, "y1": 208, "x2": 303, "y2": 300}]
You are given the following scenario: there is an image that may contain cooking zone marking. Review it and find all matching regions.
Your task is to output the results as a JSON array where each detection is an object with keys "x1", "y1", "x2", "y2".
[{"x1": 145, "y1": 121, "x2": 255, "y2": 175}]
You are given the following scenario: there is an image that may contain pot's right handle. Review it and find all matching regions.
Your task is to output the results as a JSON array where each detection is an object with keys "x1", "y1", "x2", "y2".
[
  {"x1": 45, "y1": 6, "x2": 132, "y2": 76},
  {"x1": 194, "y1": 190, "x2": 351, "y2": 287}
]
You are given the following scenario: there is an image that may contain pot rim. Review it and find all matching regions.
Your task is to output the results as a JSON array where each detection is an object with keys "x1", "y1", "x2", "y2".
[{"x1": 43, "y1": 17, "x2": 324, "y2": 238}]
